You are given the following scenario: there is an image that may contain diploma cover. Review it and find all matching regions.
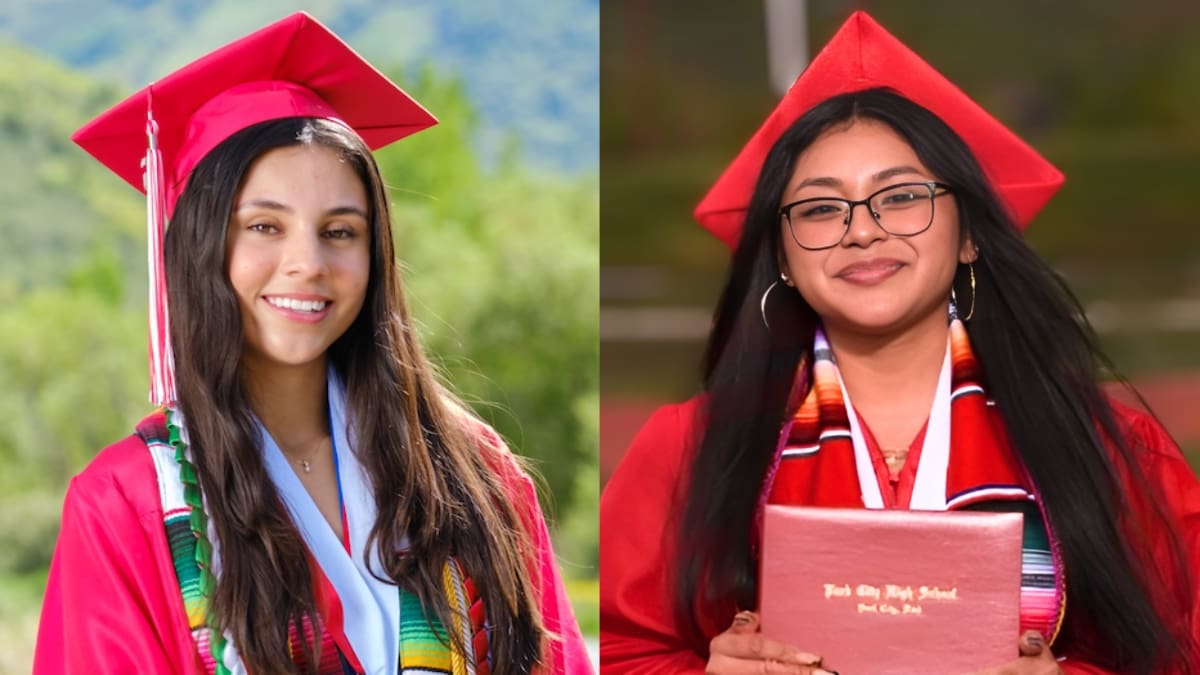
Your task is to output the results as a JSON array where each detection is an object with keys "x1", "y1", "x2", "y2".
[{"x1": 760, "y1": 505, "x2": 1023, "y2": 674}]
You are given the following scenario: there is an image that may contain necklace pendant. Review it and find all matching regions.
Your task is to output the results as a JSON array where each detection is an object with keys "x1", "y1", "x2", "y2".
[{"x1": 302, "y1": 460, "x2": 311, "y2": 473}]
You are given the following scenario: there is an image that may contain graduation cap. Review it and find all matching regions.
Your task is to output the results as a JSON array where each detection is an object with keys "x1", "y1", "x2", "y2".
[
  {"x1": 694, "y1": 10, "x2": 1064, "y2": 249},
  {"x1": 73, "y1": 11, "x2": 437, "y2": 405}
]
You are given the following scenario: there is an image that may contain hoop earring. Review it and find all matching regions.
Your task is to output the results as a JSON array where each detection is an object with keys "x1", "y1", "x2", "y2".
[
  {"x1": 760, "y1": 272, "x2": 790, "y2": 329},
  {"x1": 963, "y1": 262, "x2": 976, "y2": 322}
]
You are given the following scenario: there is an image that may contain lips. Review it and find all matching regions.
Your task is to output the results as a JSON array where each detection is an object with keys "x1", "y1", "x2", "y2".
[{"x1": 835, "y1": 259, "x2": 904, "y2": 285}]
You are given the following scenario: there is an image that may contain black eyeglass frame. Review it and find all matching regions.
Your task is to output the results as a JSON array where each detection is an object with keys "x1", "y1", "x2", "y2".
[{"x1": 779, "y1": 181, "x2": 954, "y2": 251}]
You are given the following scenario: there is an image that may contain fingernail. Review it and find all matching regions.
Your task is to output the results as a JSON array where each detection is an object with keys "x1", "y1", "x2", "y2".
[
  {"x1": 815, "y1": 670, "x2": 838, "y2": 675},
  {"x1": 792, "y1": 652, "x2": 821, "y2": 666},
  {"x1": 732, "y1": 611, "x2": 754, "y2": 626},
  {"x1": 1028, "y1": 635, "x2": 1044, "y2": 649}
]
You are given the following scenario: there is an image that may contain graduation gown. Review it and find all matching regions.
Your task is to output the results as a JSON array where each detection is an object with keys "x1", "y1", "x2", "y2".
[
  {"x1": 599, "y1": 396, "x2": 1200, "y2": 674},
  {"x1": 34, "y1": 415, "x2": 592, "y2": 675}
]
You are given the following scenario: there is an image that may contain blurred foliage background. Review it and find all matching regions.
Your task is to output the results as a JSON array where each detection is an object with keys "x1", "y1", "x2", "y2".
[
  {"x1": 600, "y1": 0, "x2": 1200, "y2": 484},
  {"x1": 0, "y1": 1, "x2": 597, "y2": 669}
]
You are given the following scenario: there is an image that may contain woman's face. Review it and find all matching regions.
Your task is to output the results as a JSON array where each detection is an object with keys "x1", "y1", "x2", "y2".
[
  {"x1": 226, "y1": 144, "x2": 371, "y2": 375},
  {"x1": 779, "y1": 119, "x2": 975, "y2": 336}
]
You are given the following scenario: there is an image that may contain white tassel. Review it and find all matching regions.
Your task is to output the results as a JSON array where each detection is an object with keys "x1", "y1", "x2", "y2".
[{"x1": 142, "y1": 93, "x2": 176, "y2": 405}]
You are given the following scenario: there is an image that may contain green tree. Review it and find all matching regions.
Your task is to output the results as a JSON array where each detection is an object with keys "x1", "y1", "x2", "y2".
[
  {"x1": 379, "y1": 69, "x2": 599, "y2": 555},
  {"x1": 0, "y1": 58, "x2": 598, "y2": 576}
]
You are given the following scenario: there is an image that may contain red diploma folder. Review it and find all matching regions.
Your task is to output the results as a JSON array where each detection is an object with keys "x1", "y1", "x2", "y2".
[{"x1": 759, "y1": 505, "x2": 1023, "y2": 674}]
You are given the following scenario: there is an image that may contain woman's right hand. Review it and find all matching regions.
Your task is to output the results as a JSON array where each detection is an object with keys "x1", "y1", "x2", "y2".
[{"x1": 705, "y1": 610, "x2": 836, "y2": 674}]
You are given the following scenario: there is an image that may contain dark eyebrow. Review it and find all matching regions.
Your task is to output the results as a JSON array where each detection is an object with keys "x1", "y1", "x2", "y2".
[
  {"x1": 237, "y1": 198, "x2": 291, "y2": 213},
  {"x1": 872, "y1": 165, "x2": 927, "y2": 182},
  {"x1": 324, "y1": 206, "x2": 369, "y2": 219},
  {"x1": 790, "y1": 165, "x2": 930, "y2": 195},
  {"x1": 791, "y1": 176, "x2": 843, "y2": 193},
  {"x1": 236, "y1": 199, "x2": 367, "y2": 219}
]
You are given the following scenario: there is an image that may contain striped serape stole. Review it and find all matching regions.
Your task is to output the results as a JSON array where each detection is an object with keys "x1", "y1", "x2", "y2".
[
  {"x1": 146, "y1": 411, "x2": 350, "y2": 674},
  {"x1": 963, "y1": 500, "x2": 1066, "y2": 642},
  {"x1": 398, "y1": 557, "x2": 490, "y2": 674},
  {"x1": 770, "y1": 318, "x2": 1068, "y2": 644},
  {"x1": 141, "y1": 410, "x2": 491, "y2": 674}
]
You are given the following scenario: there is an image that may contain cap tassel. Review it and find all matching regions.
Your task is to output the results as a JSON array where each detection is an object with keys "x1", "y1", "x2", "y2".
[{"x1": 142, "y1": 94, "x2": 176, "y2": 406}]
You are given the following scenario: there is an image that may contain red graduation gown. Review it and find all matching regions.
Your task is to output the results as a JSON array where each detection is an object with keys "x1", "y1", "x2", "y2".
[
  {"x1": 599, "y1": 397, "x2": 1200, "y2": 674},
  {"x1": 34, "y1": 421, "x2": 592, "y2": 675}
]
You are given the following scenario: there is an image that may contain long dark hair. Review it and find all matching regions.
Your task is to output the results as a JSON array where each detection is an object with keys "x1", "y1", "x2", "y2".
[
  {"x1": 165, "y1": 117, "x2": 543, "y2": 674},
  {"x1": 674, "y1": 88, "x2": 1195, "y2": 672}
]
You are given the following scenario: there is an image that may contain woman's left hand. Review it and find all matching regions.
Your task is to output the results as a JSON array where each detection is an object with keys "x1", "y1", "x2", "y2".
[{"x1": 969, "y1": 631, "x2": 1063, "y2": 675}]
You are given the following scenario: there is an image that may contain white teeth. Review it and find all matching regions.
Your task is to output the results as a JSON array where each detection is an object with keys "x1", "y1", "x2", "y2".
[{"x1": 266, "y1": 297, "x2": 328, "y2": 312}]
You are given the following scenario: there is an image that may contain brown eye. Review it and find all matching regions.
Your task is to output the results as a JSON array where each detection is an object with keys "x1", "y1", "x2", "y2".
[
  {"x1": 799, "y1": 204, "x2": 842, "y2": 219},
  {"x1": 323, "y1": 227, "x2": 357, "y2": 240}
]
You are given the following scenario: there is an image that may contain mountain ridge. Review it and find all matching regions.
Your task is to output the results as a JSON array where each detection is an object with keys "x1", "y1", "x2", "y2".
[{"x1": 0, "y1": 0, "x2": 598, "y2": 172}]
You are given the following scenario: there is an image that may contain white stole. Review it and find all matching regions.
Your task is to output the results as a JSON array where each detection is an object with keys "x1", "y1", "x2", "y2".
[
  {"x1": 256, "y1": 372, "x2": 401, "y2": 674},
  {"x1": 178, "y1": 373, "x2": 401, "y2": 674},
  {"x1": 816, "y1": 329, "x2": 952, "y2": 511}
]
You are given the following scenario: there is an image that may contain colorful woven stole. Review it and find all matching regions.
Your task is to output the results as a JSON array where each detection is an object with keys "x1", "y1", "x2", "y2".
[
  {"x1": 136, "y1": 411, "x2": 492, "y2": 675},
  {"x1": 764, "y1": 317, "x2": 1068, "y2": 644}
]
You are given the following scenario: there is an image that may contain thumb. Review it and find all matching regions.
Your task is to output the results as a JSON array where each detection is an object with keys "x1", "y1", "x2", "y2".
[
  {"x1": 1018, "y1": 631, "x2": 1054, "y2": 659},
  {"x1": 728, "y1": 610, "x2": 761, "y2": 635}
]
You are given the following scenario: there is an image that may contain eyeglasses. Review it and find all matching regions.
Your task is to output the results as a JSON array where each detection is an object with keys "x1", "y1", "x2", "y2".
[{"x1": 779, "y1": 181, "x2": 953, "y2": 251}]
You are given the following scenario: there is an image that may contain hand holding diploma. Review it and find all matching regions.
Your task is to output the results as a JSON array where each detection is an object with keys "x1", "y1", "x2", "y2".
[
  {"x1": 968, "y1": 632, "x2": 1063, "y2": 675},
  {"x1": 705, "y1": 611, "x2": 837, "y2": 675}
]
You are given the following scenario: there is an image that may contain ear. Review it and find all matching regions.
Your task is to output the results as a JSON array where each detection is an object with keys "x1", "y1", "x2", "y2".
[
  {"x1": 958, "y1": 235, "x2": 979, "y2": 265},
  {"x1": 776, "y1": 236, "x2": 794, "y2": 285}
]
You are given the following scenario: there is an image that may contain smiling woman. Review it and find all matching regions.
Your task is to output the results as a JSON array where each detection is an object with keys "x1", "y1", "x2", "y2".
[
  {"x1": 227, "y1": 142, "x2": 372, "y2": 374},
  {"x1": 600, "y1": 11, "x2": 1200, "y2": 675},
  {"x1": 778, "y1": 120, "x2": 973, "y2": 339},
  {"x1": 33, "y1": 13, "x2": 590, "y2": 675}
]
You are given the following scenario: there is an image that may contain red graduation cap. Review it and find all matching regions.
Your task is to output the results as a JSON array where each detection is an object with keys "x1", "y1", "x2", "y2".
[
  {"x1": 73, "y1": 11, "x2": 437, "y2": 405},
  {"x1": 694, "y1": 10, "x2": 1064, "y2": 249}
]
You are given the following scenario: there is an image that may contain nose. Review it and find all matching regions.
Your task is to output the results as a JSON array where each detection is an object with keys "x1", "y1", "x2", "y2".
[
  {"x1": 840, "y1": 200, "x2": 887, "y2": 247},
  {"x1": 280, "y1": 228, "x2": 327, "y2": 278}
]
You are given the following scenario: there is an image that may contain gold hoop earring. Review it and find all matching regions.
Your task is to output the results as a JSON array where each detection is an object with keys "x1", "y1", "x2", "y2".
[
  {"x1": 760, "y1": 273, "x2": 789, "y2": 329},
  {"x1": 963, "y1": 262, "x2": 976, "y2": 322}
]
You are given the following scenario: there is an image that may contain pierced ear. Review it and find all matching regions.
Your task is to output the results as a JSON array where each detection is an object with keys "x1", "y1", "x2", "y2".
[
  {"x1": 958, "y1": 238, "x2": 979, "y2": 264},
  {"x1": 776, "y1": 241, "x2": 792, "y2": 283}
]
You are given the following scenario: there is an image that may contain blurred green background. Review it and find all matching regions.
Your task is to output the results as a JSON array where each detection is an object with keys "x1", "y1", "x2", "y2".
[
  {"x1": 600, "y1": 1, "x2": 1200, "y2": 482},
  {"x1": 0, "y1": 1, "x2": 598, "y2": 670}
]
